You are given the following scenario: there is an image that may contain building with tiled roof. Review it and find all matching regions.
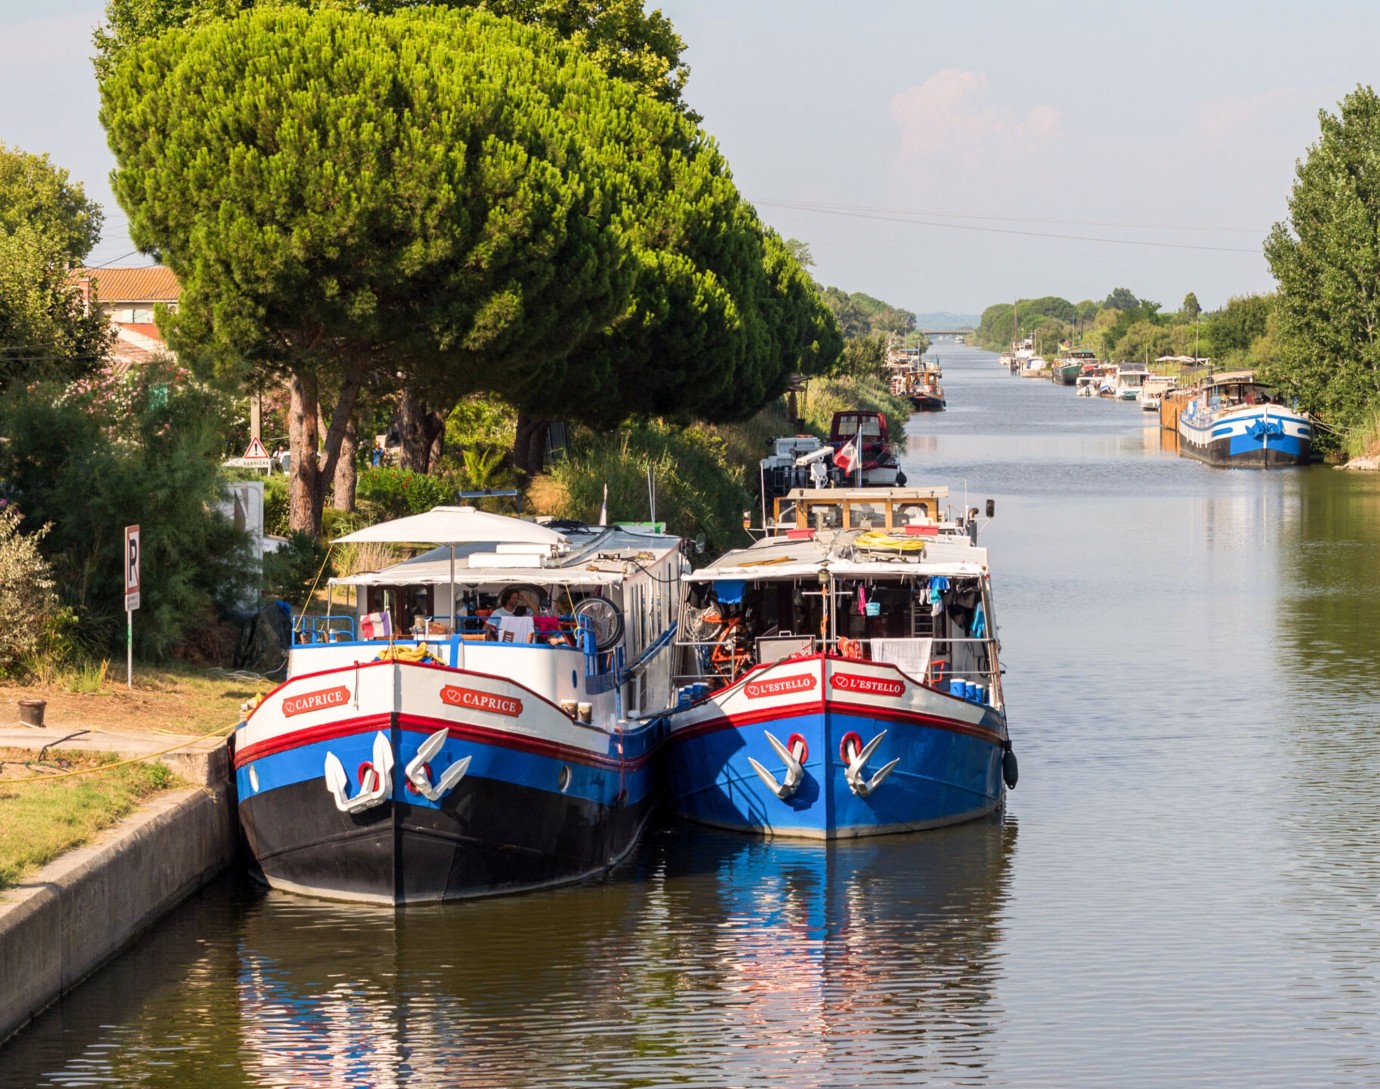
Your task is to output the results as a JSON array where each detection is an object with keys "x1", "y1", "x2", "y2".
[{"x1": 72, "y1": 266, "x2": 181, "y2": 372}]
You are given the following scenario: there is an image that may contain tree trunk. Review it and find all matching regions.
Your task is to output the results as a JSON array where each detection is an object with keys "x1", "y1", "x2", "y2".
[
  {"x1": 333, "y1": 414, "x2": 358, "y2": 512},
  {"x1": 398, "y1": 385, "x2": 445, "y2": 473},
  {"x1": 288, "y1": 357, "x2": 370, "y2": 537},
  {"x1": 512, "y1": 411, "x2": 553, "y2": 477},
  {"x1": 287, "y1": 370, "x2": 321, "y2": 536},
  {"x1": 428, "y1": 407, "x2": 448, "y2": 470}
]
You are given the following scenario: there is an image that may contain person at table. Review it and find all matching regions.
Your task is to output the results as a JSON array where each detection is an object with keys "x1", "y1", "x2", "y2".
[{"x1": 484, "y1": 588, "x2": 522, "y2": 639}]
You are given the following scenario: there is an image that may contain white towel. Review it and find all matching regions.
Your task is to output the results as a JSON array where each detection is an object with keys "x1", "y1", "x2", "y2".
[
  {"x1": 496, "y1": 616, "x2": 536, "y2": 644},
  {"x1": 870, "y1": 637, "x2": 932, "y2": 680}
]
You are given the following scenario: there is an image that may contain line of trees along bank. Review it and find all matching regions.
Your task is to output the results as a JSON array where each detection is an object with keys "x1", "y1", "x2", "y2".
[{"x1": 977, "y1": 85, "x2": 1380, "y2": 459}]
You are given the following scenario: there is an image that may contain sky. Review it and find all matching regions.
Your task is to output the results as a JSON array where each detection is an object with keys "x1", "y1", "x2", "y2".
[{"x1": 3, "y1": 0, "x2": 1378, "y2": 318}]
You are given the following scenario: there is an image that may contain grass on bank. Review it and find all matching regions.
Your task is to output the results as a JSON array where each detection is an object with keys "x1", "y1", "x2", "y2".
[
  {"x1": 0, "y1": 662, "x2": 260, "y2": 892},
  {"x1": 0, "y1": 749, "x2": 183, "y2": 891}
]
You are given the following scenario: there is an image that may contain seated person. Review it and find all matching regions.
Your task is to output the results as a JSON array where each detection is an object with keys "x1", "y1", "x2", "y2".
[{"x1": 483, "y1": 588, "x2": 522, "y2": 640}]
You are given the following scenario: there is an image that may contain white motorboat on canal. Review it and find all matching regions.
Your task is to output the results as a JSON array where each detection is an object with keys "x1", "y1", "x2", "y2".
[
  {"x1": 1177, "y1": 371, "x2": 1313, "y2": 468},
  {"x1": 231, "y1": 506, "x2": 684, "y2": 904},
  {"x1": 665, "y1": 486, "x2": 1015, "y2": 839}
]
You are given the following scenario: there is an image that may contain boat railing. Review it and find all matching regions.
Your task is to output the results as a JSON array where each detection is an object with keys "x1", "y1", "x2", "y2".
[
  {"x1": 673, "y1": 631, "x2": 1001, "y2": 704},
  {"x1": 294, "y1": 613, "x2": 358, "y2": 643}
]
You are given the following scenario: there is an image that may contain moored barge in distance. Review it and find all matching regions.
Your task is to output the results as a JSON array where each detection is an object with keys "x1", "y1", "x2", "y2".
[{"x1": 1176, "y1": 371, "x2": 1313, "y2": 468}]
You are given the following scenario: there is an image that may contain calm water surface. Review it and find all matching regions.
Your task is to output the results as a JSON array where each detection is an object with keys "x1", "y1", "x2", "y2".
[{"x1": 6, "y1": 344, "x2": 1380, "y2": 1088}]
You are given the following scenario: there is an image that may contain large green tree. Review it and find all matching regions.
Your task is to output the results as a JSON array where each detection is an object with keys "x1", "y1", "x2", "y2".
[
  {"x1": 95, "y1": 0, "x2": 689, "y2": 107},
  {"x1": 1264, "y1": 85, "x2": 1380, "y2": 440},
  {"x1": 0, "y1": 143, "x2": 104, "y2": 262},
  {"x1": 101, "y1": 6, "x2": 831, "y2": 533},
  {"x1": 1207, "y1": 293, "x2": 1272, "y2": 358},
  {"x1": 0, "y1": 146, "x2": 110, "y2": 389}
]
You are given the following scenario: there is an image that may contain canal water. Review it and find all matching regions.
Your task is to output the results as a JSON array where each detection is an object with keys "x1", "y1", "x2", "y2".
[{"x1": 6, "y1": 344, "x2": 1380, "y2": 1088}]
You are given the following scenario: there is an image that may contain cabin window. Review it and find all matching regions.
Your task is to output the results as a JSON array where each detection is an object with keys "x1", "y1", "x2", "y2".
[
  {"x1": 804, "y1": 502, "x2": 843, "y2": 530},
  {"x1": 893, "y1": 501, "x2": 931, "y2": 525},
  {"x1": 846, "y1": 500, "x2": 887, "y2": 529}
]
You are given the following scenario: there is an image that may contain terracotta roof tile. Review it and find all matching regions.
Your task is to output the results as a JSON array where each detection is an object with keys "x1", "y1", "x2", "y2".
[{"x1": 73, "y1": 266, "x2": 181, "y2": 304}]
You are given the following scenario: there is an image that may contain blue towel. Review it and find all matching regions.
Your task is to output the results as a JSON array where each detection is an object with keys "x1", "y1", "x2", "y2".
[{"x1": 715, "y1": 579, "x2": 745, "y2": 604}]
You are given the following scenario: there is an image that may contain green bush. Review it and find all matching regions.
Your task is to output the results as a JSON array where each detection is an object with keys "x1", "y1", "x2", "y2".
[
  {"x1": 542, "y1": 421, "x2": 752, "y2": 557},
  {"x1": 263, "y1": 530, "x2": 335, "y2": 609},
  {"x1": 0, "y1": 510, "x2": 59, "y2": 677},
  {"x1": 355, "y1": 465, "x2": 459, "y2": 521},
  {"x1": 0, "y1": 362, "x2": 255, "y2": 659}
]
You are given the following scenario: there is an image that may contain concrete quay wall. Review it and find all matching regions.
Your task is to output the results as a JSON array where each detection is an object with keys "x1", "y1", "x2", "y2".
[{"x1": 0, "y1": 741, "x2": 237, "y2": 1046}]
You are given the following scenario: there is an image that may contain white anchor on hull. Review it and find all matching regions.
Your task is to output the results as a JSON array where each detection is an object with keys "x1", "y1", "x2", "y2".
[
  {"x1": 404, "y1": 727, "x2": 471, "y2": 802},
  {"x1": 843, "y1": 730, "x2": 899, "y2": 798},
  {"x1": 324, "y1": 731, "x2": 394, "y2": 814},
  {"x1": 747, "y1": 731, "x2": 806, "y2": 799}
]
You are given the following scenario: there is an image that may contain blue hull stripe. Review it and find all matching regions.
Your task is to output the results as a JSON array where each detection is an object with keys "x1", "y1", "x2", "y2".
[
  {"x1": 668, "y1": 707, "x2": 1003, "y2": 837},
  {"x1": 235, "y1": 723, "x2": 654, "y2": 812}
]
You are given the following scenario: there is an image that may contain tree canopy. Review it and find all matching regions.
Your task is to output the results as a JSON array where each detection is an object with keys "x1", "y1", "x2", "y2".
[
  {"x1": 0, "y1": 143, "x2": 104, "y2": 263},
  {"x1": 0, "y1": 145, "x2": 110, "y2": 390},
  {"x1": 100, "y1": 5, "x2": 832, "y2": 532},
  {"x1": 1264, "y1": 84, "x2": 1380, "y2": 440},
  {"x1": 95, "y1": 0, "x2": 690, "y2": 108},
  {"x1": 1103, "y1": 287, "x2": 1140, "y2": 311},
  {"x1": 822, "y1": 287, "x2": 914, "y2": 340}
]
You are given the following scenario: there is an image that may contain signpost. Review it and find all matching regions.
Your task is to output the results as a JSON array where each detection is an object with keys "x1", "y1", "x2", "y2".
[{"x1": 125, "y1": 525, "x2": 140, "y2": 688}]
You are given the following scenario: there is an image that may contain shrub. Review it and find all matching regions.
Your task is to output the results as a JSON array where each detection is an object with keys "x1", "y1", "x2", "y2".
[
  {"x1": 355, "y1": 465, "x2": 459, "y2": 521},
  {"x1": 263, "y1": 530, "x2": 335, "y2": 609},
  {"x1": 0, "y1": 363, "x2": 255, "y2": 659},
  {"x1": 536, "y1": 421, "x2": 752, "y2": 557},
  {"x1": 0, "y1": 510, "x2": 59, "y2": 676}
]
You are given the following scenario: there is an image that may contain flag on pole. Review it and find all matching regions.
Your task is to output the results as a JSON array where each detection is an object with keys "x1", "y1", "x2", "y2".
[{"x1": 833, "y1": 440, "x2": 857, "y2": 476}]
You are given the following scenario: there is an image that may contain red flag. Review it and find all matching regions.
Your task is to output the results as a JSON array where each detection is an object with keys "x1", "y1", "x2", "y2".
[{"x1": 833, "y1": 440, "x2": 857, "y2": 475}]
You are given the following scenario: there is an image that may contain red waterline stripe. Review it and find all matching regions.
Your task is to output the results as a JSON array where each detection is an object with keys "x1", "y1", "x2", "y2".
[
  {"x1": 399, "y1": 715, "x2": 654, "y2": 772},
  {"x1": 234, "y1": 713, "x2": 392, "y2": 767}
]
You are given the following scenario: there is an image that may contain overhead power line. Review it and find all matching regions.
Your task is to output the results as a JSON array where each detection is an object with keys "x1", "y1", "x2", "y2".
[{"x1": 752, "y1": 199, "x2": 1263, "y2": 254}]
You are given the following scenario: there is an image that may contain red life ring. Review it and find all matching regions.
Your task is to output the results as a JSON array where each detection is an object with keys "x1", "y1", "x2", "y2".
[
  {"x1": 404, "y1": 763, "x2": 431, "y2": 794},
  {"x1": 839, "y1": 731, "x2": 863, "y2": 763}
]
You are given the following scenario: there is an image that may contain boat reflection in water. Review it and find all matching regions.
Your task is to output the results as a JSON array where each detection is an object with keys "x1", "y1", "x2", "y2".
[{"x1": 230, "y1": 816, "x2": 1016, "y2": 1087}]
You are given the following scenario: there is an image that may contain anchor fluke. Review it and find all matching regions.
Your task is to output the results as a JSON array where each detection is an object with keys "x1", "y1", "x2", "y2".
[
  {"x1": 843, "y1": 730, "x2": 896, "y2": 797},
  {"x1": 748, "y1": 730, "x2": 806, "y2": 799},
  {"x1": 405, "y1": 727, "x2": 470, "y2": 801},
  {"x1": 324, "y1": 731, "x2": 394, "y2": 813}
]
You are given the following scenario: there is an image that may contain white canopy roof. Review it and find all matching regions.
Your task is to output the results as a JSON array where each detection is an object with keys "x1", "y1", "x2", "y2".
[
  {"x1": 332, "y1": 553, "x2": 623, "y2": 589},
  {"x1": 333, "y1": 505, "x2": 567, "y2": 547}
]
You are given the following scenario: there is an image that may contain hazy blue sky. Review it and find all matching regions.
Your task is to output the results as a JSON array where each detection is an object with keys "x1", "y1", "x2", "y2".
[{"x1": 5, "y1": 1, "x2": 1378, "y2": 317}]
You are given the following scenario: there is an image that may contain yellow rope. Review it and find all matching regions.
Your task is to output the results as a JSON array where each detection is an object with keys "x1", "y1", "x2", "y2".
[
  {"x1": 2, "y1": 723, "x2": 236, "y2": 785},
  {"x1": 292, "y1": 543, "x2": 337, "y2": 639}
]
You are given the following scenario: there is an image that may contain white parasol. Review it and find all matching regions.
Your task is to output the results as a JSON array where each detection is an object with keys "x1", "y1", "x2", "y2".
[
  {"x1": 333, "y1": 506, "x2": 568, "y2": 627},
  {"x1": 333, "y1": 505, "x2": 567, "y2": 546}
]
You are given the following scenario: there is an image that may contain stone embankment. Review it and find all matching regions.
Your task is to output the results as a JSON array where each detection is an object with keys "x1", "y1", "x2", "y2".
[{"x1": 0, "y1": 728, "x2": 236, "y2": 1045}]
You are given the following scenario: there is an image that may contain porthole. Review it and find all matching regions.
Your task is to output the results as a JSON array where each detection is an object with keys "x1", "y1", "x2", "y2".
[{"x1": 557, "y1": 765, "x2": 572, "y2": 793}]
